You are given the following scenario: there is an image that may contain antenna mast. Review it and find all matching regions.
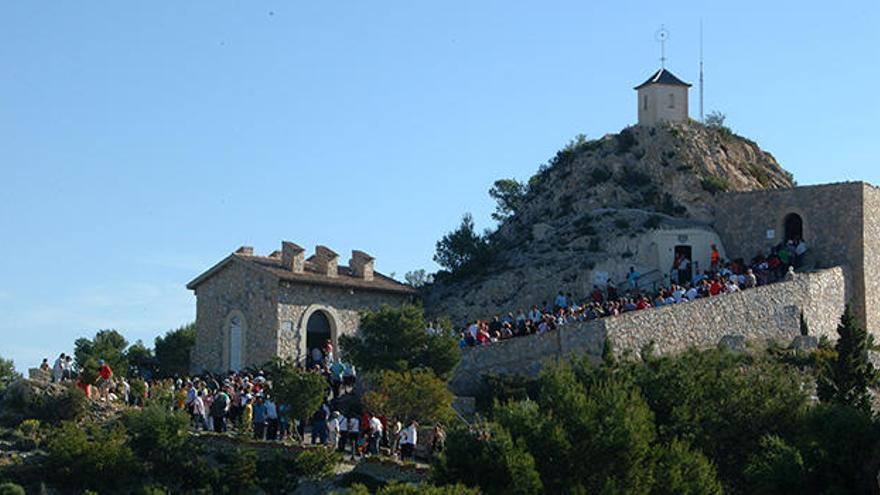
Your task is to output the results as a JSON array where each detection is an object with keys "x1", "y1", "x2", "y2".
[{"x1": 699, "y1": 20, "x2": 704, "y2": 122}]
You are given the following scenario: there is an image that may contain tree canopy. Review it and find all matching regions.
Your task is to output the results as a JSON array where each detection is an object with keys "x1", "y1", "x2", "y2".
[
  {"x1": 154, "y1": 323, "x2": 196, "y2": 378},
  {"x1": 74, "y1": 329, "x2": 129, "y2": 377},
  {"x1": 362, "y1": 369, "x2": 454, "y2": 424},
  {"x1": 339, "y1": 304, "x2": 459, "y2": 379},
  {"x1": 433, "y1": 213, "x2": 492, "y2": 275},
  {"x1": 817, "y1": 305, "x2": 879, "y2": 413}
]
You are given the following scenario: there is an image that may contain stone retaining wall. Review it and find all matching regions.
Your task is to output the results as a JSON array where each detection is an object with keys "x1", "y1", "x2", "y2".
[{"x1": 450, "y1": 267, "x2": 845, "y2": 396}]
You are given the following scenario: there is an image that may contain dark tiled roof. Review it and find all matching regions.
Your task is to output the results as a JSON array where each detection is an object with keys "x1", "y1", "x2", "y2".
[
  {"x1": 634, "y1": 68, "x2": 692, "y2": 90},
  {"x1": 187, "y1": 253, "x2": 416, "y2": 295}
]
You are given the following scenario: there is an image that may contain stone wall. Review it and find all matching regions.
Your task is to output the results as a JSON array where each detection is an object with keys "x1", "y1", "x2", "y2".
[
  {"x1": 714, "y1": 182, "x2": 866, "y2": 328},
  {"x1": 606, "y1": 267, "x2": 845, "y2": 358},
  {"x1": 449, "y1": 267, "x2": 845, "y2": 396},
  {"x1": 276, "y1": 284, "x2": 410, "y2": 364},
  {"x1": 192, "y1": 259, "x2": 279, "y2": 373},
  {"x1": 860, "y1": 184, "x2": 880, "y2": 334}
]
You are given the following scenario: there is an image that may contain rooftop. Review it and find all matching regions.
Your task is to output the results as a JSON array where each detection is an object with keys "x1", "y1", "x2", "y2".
[{"x1": 634, "y1": 68, "x2": 692, "y2": 90}]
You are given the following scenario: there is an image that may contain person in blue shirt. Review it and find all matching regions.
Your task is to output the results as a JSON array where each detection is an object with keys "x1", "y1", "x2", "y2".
[{"x1": 627, "y1": 267, "x2": 641, "y2": 290}]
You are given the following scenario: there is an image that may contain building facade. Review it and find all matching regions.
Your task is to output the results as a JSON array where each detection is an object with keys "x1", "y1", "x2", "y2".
[
  {"x1": 187, "y1": 241, "x2": 415, "y2": 373},
  {"x1": 635, "y1": 67, "x2": 691, "y2": 126}
]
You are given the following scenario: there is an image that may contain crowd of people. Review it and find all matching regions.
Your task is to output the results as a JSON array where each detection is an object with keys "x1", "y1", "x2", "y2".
[
  {"x1": 37, "y1": 338, "x2": 437, "y2": 463},
  {"x1": 458, "y1": 239, "x2": 808, "y2": 347}
]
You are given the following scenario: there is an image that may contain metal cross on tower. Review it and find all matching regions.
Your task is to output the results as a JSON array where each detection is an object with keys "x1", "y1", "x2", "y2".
[{"x1": 656, "y1": 25, "x2": 669, "y2": 68}]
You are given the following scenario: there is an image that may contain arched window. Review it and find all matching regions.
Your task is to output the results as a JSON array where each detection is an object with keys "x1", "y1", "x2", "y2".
[
  {"x1": 229, "y1": 315, "x2": 243, "y2": 372},
  {"x1": 643, "y1": 95, "x2": 648, "y2": 110},
  {"x1": 668, "y1": 93, "x2": 675, "y2": 108},
  {"x1": 784, "y1": 213, "x2": 803, "y2": 242}
]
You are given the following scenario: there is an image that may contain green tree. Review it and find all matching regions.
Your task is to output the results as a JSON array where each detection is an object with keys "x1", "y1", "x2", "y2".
[
  {"x1": 44, "y1": 422, "x2": 140, "y2": 492},
  {"x1": 654, "y1": 439, "x2": 723, "y2": 495},
  {"x1": 404, "y1": 269, "x2": 434, "y2": 288},
  {"x1": 433, "y1": 422, "x2": 543, "y2": 495},
  {"x1": 154, "y1": 323, "x2": 196, "y2": 378},
  {"x1": 268, "y1": 358, "x2": 328, "y2": 424},
  {"x1": 125, "y1": 340, "x2": 157, "y2": 377},
  {"x1": 74, "y1": 329, "x2": 129, "y2": 378},
  {"x1": 743, "y1": 435, "x2": 806, "y2": 495},
  {"x1": 796, "y1": 404, "x2": 880, "y2": 493},
  {"x1": 0, "y1": 356, "x2": 21, "y2": 393},
  {"x1": 633, "y1": 349, "x2": 806, "y2": 490},
  {"x1": 362, "y1": 369, "x2": 454, "y2": 424},
  {"x1": 488, "y1": 178, "x2": 526, "y2": 222},
  {"x1": 339, "y1": 304, "x2": 459, "y2": 378},
  {"x1": 817, "y1": 305, "x2": 879, "y2": 413},
  {"x1": 433, "y1": 213, "x2": 492, "y2": 275},
  {"x1": 704, "y1": 110, "x2": 726, "y2": 128}
]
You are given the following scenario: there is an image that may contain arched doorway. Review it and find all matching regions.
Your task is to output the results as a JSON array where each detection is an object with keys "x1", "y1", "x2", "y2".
[
  {"x1": 229, "y1": 315, "x2": 243, "y2": 372},
  {"x1": 306, "y1": 311, "x2": 332, "y2": 367},
  {"x1": 784, "y1": 213, "x2": 803, "y2": 242}
]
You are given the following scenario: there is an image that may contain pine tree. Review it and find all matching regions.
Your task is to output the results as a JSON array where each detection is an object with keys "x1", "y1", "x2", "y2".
[{"x1": 816, "y1": 306, "x2": 879, "y2": 413}]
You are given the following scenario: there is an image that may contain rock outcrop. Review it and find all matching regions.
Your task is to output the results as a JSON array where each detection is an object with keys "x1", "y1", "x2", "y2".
[{"x1": 424, "y1": 122, "x2": 795, "y2": 324}]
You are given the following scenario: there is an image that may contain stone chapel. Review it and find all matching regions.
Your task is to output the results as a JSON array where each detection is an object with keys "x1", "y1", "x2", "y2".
[{"x1": 187, "y1": 241, "x2": 415, "y2": 373}]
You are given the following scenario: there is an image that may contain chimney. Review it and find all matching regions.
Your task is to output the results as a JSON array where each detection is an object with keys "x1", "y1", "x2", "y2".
[
  {"x1": 235, "y1": 246, "x2": 254, "y2": 256},
  {"x1": 281, "y1": 241, "x2": 305, "y2": 273},
  {"x1": 314, "y1": 245, "x2": 339, "y2": 277},
  {"x1": 349, "y1": 250, "x2": 375, "y2": 281}
]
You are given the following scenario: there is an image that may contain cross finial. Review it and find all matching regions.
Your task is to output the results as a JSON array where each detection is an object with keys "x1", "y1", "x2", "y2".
[{"x1": 656, "y1": 25, "x2": 670, "y2": 69}]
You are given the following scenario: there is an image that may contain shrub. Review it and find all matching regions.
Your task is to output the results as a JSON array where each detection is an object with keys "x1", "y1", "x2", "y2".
[
  {"x1": 643, "y1": 215, "x2": 662, "y2": 229},
  {"x1": 0, "y1": 483, "x2": 25, "y2": 495},
  {"x1": 617, "y1": 167, "x2": 652, "y2": 188},
  {"x1": 0, "y1": 357, "x2": 20, "y2": 395},
  {"x1": 154, "y1": 323, "x2": 195, "y2": 378},
  {"x1": 0, "y1": 380, "x2": 87, "y2": 426},
  {"x1": 654, "y1": 439, "x2": 723, "y2": 495},
  {"x1": 817, "y1": 305, "x2": 879, "y2": 413},
  {"x1": 573, "y1": 214, "x2": 596, "y2": 236},
  {"x1": 616, "y1": 128, "x2": 637, "y2": 155},
  {"x1": 590, "y1": 167, "x2": 612, "y2": 184},
  {"x1": 614, "y1": 218, "x2": 630, "y2": 230},
  {"x1": 588, "y1": 237, "x2": 601, "y2": 252},
  {"x1": 364, "y1": 369, "x2": 454, "y2": 424},
  {"x1": 268, "y1": 358, "x2": 329, "y2": 422},
  {"x1": 743, "y1": 435, "x2": 806, "y2": 494},
  {"x1": 433, "y1": 422, "x2": 543, "y2": 495},
  {"x1": 747, "y1": 163, "x2": 771, "y2": 187},
  {"x1": 122, "y1": 405, "x2": 190, "y2": 463},
  {"x1": 293, "y1": 447, "x2": 341, "y2": 480},
  {"x1": 44, "y1": 422, "x2": 140, "y2": 492},
  {"x1": 701, "y1": 176, "x2": 729, "y2": 194}
]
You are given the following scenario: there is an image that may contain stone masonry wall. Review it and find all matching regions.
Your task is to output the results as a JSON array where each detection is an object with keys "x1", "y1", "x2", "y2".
[
  {"x1": 449, "y1": 267, "x2": 845, "y2": 396},
  {"x1": 861, "y1": 184, "x2": 880, "y2": 334},
  {"x1": 714, "y1": 182, "x2": 866, "y2": 328},
  {"x1": 192, "y1": 259, "x2": 279, "y2": 373},
  {"x1": 276, "y1": 284, "x2": 410, "y2": 364},
  {"x1": 606, "y1": 267, "x2": 845, "y2": 358}
]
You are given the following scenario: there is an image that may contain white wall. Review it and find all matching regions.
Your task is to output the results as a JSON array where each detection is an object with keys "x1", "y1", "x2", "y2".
[{"x1": 637, "y1": 84, "x2": 689, "y2": 126}]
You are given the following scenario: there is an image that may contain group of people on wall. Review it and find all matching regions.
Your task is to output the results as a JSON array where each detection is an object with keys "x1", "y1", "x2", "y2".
[{"x1": 457, "y1": 238, "x2": 808, "y2": 347}]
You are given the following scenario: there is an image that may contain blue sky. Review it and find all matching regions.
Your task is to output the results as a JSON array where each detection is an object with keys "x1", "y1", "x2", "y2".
[{"x1": 1, "y1": 2, "x2": 878, "y2": 371}]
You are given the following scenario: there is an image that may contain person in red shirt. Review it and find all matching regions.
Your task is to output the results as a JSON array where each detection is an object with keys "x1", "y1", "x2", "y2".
[
  {"x1": 709, "y1": 278, "x2": 724, "y2": 296},
  {"x1": 98, "y1": 360, "x2": 113, "y2": 401},
  {"x1": 710, "y1": 244, "x2": 720, "y2": 272}
]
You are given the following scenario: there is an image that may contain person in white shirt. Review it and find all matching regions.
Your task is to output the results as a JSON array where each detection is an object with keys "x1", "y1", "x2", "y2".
[
  {"x1": 192, "y1": 392, "x2": 208, "y2": 431},
  {"x1": 368, "y1": 414, "x2": 383, "y2": 455},
  {"x1": 52, "y1": 354, "x2": 65, "y2": 383},
  {"x1": 265, "y1": 398, "x2": 279, "y2": 441},
  {"x1": 327, "y1": 412, "x2": 341, "y2": 450},
  {"x1": 400, "y1": 420, "x2": 418, "y2": 462},
  {"x1": 686, "y1": 286, "x2": 699, "y2": 301}
]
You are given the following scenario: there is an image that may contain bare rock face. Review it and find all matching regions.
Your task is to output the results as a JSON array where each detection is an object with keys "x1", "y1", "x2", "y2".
[{"x1": 423, "y1": 122, "x2": 795, "y2": 324}]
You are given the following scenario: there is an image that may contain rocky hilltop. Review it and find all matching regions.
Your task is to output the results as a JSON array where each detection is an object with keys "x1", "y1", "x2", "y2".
[{"x1": 424, "y1": 122, "x2": 795, "y2": 324}]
